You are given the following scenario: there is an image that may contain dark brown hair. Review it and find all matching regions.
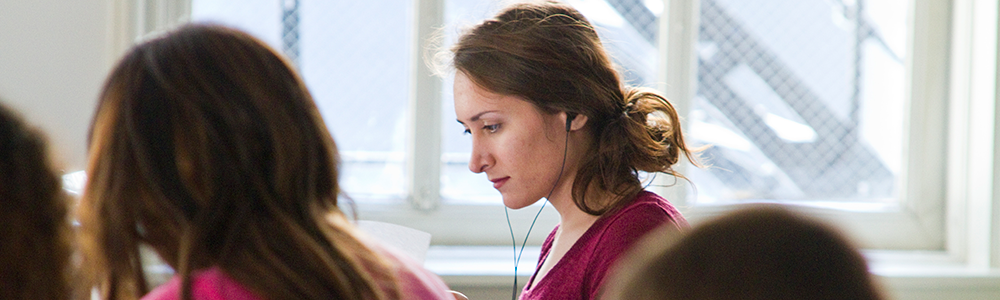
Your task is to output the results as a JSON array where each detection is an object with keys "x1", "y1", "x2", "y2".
[
  {"x1": 0, "y1": 103, "x2": 72, "y2": 299},
  {"x1": 602, "y1": 206, "x2": 886, "y2": 300},
  {"x1": 80, "y1": 24, "x2": 399, "y2": 300},
  {"x1": 452, "y1": 1, "x2": 699, "y2": 215}
]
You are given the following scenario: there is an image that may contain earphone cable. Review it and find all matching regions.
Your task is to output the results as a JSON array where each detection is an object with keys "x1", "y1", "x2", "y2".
[{"x1": 508, "y1": 126, "x2": 570, "y2": 300}]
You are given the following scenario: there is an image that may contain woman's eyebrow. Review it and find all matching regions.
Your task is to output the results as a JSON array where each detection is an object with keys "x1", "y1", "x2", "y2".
[{"x1": 458, "y1": 110, "x2": 499, "y2": 124}]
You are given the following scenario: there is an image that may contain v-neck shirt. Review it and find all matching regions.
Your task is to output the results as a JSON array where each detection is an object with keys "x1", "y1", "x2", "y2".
[{"x1": 518, "y1": 191, "x2": 688, "y2": 300}]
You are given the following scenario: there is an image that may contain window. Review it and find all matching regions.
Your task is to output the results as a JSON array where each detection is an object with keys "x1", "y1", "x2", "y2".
[
  {"x1": 689, "y1": 0, "x2": 908, "y2": 205},
  {"x1": 187, "y1": 0, "x2": 669, "y2": 246},
  {"x1": 134, "y1": 0, "x2": 994, "y2": 258},
  {"x1": 662, "y1": 0, "x2": 948, "y2": 250},
  {"x1": 192, "y1": 0, "x2": 413, "y2": 202}
]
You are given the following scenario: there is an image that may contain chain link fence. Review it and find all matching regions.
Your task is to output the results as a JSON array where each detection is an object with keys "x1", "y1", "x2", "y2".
[{"x1": 687, "y1": 0, "x2": 902, "y2": 202}]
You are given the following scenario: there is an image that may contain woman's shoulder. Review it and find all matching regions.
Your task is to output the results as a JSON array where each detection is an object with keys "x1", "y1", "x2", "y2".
[
  {"x1": 568, "y1": 192, "x2": 689, "y2": 294},
  {"x1": 141, "y1": 267, "x2": 263, "y2": 300},
  {"x1": 584, "y1": 191, "x2": 689, "y2": 252},
  {"x1": 608, "y1": 191, "x2": 688, "y2": 229}
]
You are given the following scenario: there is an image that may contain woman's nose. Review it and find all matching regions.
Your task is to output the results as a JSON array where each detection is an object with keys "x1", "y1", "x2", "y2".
[{"x1": 468, "y1": 141, "x2": 492, "y2": 173}]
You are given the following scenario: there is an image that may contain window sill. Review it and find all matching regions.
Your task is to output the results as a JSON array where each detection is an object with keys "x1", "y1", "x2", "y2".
[
  {"x1": 424, "y1": 245, "x2": 539, "y2": 287},
  {"x1": 427, "y1": 246, "x2": 1000, "y2": 299}
]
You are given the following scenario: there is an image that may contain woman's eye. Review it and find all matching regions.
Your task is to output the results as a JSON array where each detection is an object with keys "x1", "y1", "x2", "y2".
[
  {"x1": 484, "y1": 124, "x2": 500, "y2": 133},
  {"x1": 462, "y1": 128, "x2": 471, "y2": 135}
]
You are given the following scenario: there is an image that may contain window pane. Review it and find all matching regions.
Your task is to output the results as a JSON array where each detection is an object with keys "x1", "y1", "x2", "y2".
[
  {"x1": 439, "y1": 0, "x2": 663, "y2": 204},
  {"x1": 191, "y1": 0, "x2": 412, "y2": 202},
  {"x1": 688, "y1": 0, "x2": 906, "y2": 204},
  {"x1": 191, "y1": 0, "x2": 283, "y2": 46},
  {"x1": 439, "y1": 0, "x2": 505, "y2": 204}
]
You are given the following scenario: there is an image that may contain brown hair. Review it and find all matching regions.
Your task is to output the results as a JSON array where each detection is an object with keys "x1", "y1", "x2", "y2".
[
  {"x1": 80, "y1": 24, "x2": 399, "y2": 300},
  {"x1": 452, "y1": 1, "x2": 699, "y2": 215},
  {"x1": 601, "y1": 206, "x2": 886, "y2": 300},
  {"x1": 0, "y1": 103, "x2": 72, "y2": 299}
]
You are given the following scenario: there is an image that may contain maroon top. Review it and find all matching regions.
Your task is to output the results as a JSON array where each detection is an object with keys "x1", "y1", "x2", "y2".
[{"x1": 519, "y1": 191, "x2": 688, "y2": 300}]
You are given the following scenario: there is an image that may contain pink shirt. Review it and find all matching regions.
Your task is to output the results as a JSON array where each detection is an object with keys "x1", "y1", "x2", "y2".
[
  {"x1": 519, "y1": 191, "x2": 688, "y2": 300},
  {"x1": 141, "y1": 267, "x2": 261, "y2": 300},
  {"x1": 142, "y1": 244, "x2": 453, "y2": 300}
]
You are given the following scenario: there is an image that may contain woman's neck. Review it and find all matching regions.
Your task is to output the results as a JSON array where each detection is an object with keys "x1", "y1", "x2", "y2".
[{"x1": 548, "y1": 183, "x2": 604, "y2": 233}]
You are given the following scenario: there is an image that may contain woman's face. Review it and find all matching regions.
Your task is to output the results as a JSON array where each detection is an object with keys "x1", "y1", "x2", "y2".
[{"x1": 454, "y1": 72, "x2": 569, "y2": 209}]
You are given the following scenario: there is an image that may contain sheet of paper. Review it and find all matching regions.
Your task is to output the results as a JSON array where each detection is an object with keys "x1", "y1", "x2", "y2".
[{"x1": 356, "y1": 220, "x2": 432, "y2": 263}]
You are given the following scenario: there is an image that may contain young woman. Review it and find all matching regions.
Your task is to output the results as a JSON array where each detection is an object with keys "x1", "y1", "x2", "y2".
[
  {"x1": 78, "y1": 24, "x2": 454, "y2": 300},
  {"x1": 0, "y1": 103, "x2": 73, "y2": 299},
  {"x1": 451, "y1": 1, "x2": 700, "y2": 299},
  {"x1": 601, "y1": 206, "x2": 887, "y2": 300}
]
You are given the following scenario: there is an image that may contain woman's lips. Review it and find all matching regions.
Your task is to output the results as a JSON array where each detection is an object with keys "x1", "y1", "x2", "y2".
[{"x1": 490, "y1": 177, "x2": 509, "y2": 189}]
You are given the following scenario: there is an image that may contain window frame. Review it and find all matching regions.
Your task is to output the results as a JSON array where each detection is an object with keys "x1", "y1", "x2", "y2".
[
  {"x1": 386, "y1": 0, "x2": 959, "y2": 250},
  {"x1": 944, "y1": 0, "x2": 1000, "y2": 268},
  {"x1": 660, "y1": 0, "x2": 950, "y2": 251},
  {"x1": 109, "y1": 0, "x2": 191, "y2": 61},
  {"x1": 153, "y1": 0, "x2": 1000, "y2": 259},
  {"x1": 662, "y1": 0, "x2": 1000, "y2": 265},
  {"x1": 391, "y1": 0, "x2": 997, "y2": 255}
]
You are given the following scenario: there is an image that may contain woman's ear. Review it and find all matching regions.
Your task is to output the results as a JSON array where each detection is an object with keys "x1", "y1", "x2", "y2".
[{"x1": 565, "y1": 112, "x2": 588, "y2": 132}]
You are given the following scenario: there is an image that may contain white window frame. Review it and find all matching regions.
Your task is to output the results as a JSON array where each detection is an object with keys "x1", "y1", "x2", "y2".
[
  {"x1": 943, "y1": 0, "x2": 1000, "y2": 269},
  {"x1": 660, "y1": 0, "x2": 950, "y2": 251},
  {"x1": 134, "y1": 0, "x2": 1000, "y2": 261},
  {"x1": 379, "y1": 0, "x2": 964, "y2": 251},
  {"x1": 663, "y1": 0, "x2": 1000, "y2": 269},
  {"x1": 109, "y1": 0, "x2": 191, "y2": 61}
]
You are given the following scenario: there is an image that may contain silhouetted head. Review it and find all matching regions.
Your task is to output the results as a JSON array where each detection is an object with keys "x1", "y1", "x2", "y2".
[
  {"x1": 602, "y1": 205, "x2": 886, "y2": 300},
  {"x1": 81, "y1": 24, "x2": 397, "y2": 300},
  {"x1": 0, "y1": 102, "x2": 71, "y2": 299}
]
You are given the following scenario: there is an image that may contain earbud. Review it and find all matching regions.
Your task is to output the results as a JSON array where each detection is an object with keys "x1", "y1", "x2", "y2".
[{"x1": 565, "y1": 113, "x2": 574, "y2": 132}]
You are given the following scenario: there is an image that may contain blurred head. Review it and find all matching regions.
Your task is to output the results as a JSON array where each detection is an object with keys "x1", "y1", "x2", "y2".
[
  {"x1": 602, "y1": 205, "x2": 885, "y2": 300},
  {"x1": 452, "y1": 1, "x2": 698, "y2": 214},
  {"x1": 0, "y1": 102, "x2": 72, "y2": 299},
  {"x1": 80, "y1": 24, "x2": 395, "y2": 300}
]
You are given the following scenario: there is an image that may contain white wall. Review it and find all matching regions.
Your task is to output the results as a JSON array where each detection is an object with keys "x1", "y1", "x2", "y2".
[{"x1": 0, "y1": 0, "x2": 112, "y2": 172}]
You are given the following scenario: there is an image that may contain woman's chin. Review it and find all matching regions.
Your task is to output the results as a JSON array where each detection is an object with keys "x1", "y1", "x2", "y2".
[{"x1": 502, "y1": 197, "x2": 540, "y2": 210}]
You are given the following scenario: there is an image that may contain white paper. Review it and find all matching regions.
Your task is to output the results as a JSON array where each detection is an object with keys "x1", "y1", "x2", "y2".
[{"x1": 356, "y1": 220, "x2": 432, "y2": 263}]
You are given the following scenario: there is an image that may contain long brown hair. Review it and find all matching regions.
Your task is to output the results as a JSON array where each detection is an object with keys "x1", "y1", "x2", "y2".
[
  {"x1": 0, "y1": 103, "x2": 72, "y2": 299},
  {"x1": 602, "y1": 206, "x2": 886, "y2": 300},
  {"x1": 452, "y1": 1, "x2": 699, "y2": 215},
  {"x1": 79, "y1": 24, "x2": 399, "y2": 300}
]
